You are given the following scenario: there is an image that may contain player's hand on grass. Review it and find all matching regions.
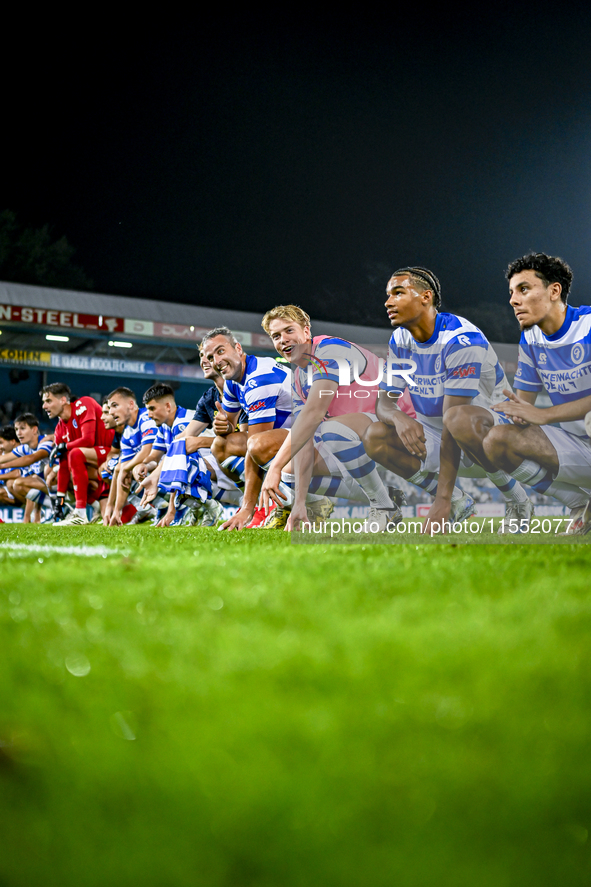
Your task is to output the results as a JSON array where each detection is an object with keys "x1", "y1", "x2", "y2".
[
  {"x1": 492, "y1": 389, "x2": 531, "y2": 426},
  {"x1": 286, "y1": 503, "x2": 308, "y2": 532},
  {"x1": 218, "y1": 506, "x2": 255, "y2": 532},
  {"x1": 156, "y1": 510, "x2": 175, "y2": 528},
  {"x1": 260, "y1": 462, "x2": 287, "y2": 512},
  {"x1": 213, "y1": 402, "x2": 231, "y2": 436},
  {"x1": 109, "y1": 509, "x2": 123, "y2": 527},
  {"x1": 392, "y1": 412, "x2": 427, "y2": 459},
  {"x1": 422, "y1": 498, "x2": 452, "y2": 535}
]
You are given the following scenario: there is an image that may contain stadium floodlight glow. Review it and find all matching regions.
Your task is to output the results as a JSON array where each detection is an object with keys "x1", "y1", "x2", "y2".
[
  {"x1": 108, "y1": 340, "x2": 133, "y2": 348},
  {"x1": 46, "y1": 334, "x2": 70, "y2": 342}
]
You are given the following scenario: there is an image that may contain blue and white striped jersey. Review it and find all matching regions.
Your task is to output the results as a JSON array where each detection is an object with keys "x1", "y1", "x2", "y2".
[
  {"x1": 12, "y1": 437, "x2": 53, "y2": 477},
  {"x1": 514, "y1": 304, "x2": 591, "y2": 439},
  {"x1": 152, "y1": 406, "x2": 194, "y2": 453},
  {"x1": 120, "y1": 407, "x2": 158, "y2": 463},
  {"x1": 380, "y1": 312, "x2": 508, "y2": 431},
  {"x1": 222, "y1": 354, "x2": 292, "y2": 428}
]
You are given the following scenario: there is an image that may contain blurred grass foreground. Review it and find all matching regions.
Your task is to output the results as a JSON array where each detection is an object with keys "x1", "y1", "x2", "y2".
[{"x1": 1, "y1": 524, "x2": 591, "y2": 886}]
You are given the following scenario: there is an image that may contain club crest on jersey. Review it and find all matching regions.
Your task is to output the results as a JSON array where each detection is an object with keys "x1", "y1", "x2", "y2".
[
  {"x1": 72, "y1": 419, "x2": 78, "y2": 428},
  {"x1": 571, "y1": 343, "x2": 585, "y2": 365}
]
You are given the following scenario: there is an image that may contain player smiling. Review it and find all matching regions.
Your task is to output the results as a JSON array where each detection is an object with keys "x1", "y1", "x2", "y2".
[
  {"x1": 260, "y1": 305, "x2": 403, "y2": 531},
  {"x1": 200, "y1": 326, "x2": 293, "y2": 531}
]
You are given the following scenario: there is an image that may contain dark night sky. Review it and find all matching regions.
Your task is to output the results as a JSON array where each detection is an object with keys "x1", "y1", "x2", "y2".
[{"x1": 5, "y1": 8, "x2": 591, "y2": 337}]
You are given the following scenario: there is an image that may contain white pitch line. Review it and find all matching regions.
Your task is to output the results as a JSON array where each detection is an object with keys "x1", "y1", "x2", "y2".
[{"x1": 0, "y1": 542, "x2": 128, "y2": 558}]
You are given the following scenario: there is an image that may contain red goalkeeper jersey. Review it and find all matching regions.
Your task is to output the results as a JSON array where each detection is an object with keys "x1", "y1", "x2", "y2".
[{"x1": 54, "y1": 397, "x2": 114, "y2": 450}]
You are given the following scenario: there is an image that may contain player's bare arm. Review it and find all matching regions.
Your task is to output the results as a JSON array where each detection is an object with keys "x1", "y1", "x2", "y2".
[
  {"x1": 284, "y1": 440, "x2": 317, "y2": 531},
  {"x1": 178, "y1": 418, "x2": 209, "y2": 439},
  {"x1": 259, "y1": 380, "x2": 336, "y2": 513},
  {"x1": 422, "y1": 394, "x2": 472, "y2": 535},
  {"x1": 219, "y1": 420, "x2": 276, "y2": 531},
  {"x1": 185, "y1": 435, "x2": 222, "y2": 455},
  {"x1": 494, "y1": 389, "x2": 591, "y2": 426},
  {"x1": 375, "y1": 388, "x2": 427, "y2": 460},
  {"x1": 138, "y1": 461, "x2": 164, "y2": 506},
  {"x1": 0, "y1": 438, "x2": 54, "y2": 469}
]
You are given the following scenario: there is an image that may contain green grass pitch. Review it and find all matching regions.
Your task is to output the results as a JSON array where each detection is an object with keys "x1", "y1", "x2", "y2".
[{"x1": 1, "y1": 523, "x2": 591, "y2": 886}]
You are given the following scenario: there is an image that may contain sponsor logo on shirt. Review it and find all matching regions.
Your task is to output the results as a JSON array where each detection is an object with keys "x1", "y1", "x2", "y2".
[
  {"x1": 247, "y1": 379, "x2": 258, "y2": 388},
  {"x1": 75, "y1": 403, "x2": 87, "y2": 415},
  {"x1": 539, "y1": 352, "x2": 547, "y2": 364},
  {"x1": 248, "y1": 400, "x2": 266, "y2": 412},
  {"x1": 451, "y1": 366, "x2": 476, "y2": 378}
]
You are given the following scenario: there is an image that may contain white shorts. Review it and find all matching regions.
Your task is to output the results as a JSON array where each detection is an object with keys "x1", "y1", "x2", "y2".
[
  {"x1": 540, "y1": 426, "x2": 591, "y2": 488},
  {"x1": 200, "y1": 448, "x2": 240, "y2": 492}
]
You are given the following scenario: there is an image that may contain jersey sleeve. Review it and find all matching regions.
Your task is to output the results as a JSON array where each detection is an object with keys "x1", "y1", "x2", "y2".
[
  {"x1": 513, "y1": 338, "x2": 543, "y2": 393},
  {"x1": 139, "y1": 413, "x2": 158, "y2": 448},
  {"x1": 243, "y1": 367, "x2": 289, "y2": 426},
  {"x1": 67, "y1": 399, "x2": 98, "y2": 449},
  {"x1": 221, "y1": 381, "x2": 241, "y2": 414},
  {"x1": 442, "y1": 335, "x2": 487, "y2": 398},
  {"x1": 54, "y1": 420, "x2": 65, "y2": 446},
  {"x1": 379, "y1": 337, "x2": 409, "y2": 392},
  {"x1": 119, "y1": 430, "x2": 135, "y2": 463},
  {"x1": 36, "y1": 437, "x2": 54, "y2": 457},
  {"x1": 309, "y1": 339, "x2": 354, "y2": 385},
  {"x1": 152, "y1": 427, "x2": 170, "y2": 453},
  {"x1": 173, "y1": 412, "x2": 193, "y2": 437}
]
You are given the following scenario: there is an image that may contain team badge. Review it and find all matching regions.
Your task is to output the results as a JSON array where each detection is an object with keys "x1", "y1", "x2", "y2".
[
  {"x1": 571, "y1": 343, "x2": 584, "y2": 365},
  {"x1": 73, "y1": 419, "x2": 78, "y2": 428}
]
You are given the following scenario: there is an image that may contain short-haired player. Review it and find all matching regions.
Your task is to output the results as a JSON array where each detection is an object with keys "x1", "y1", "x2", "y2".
[
  {"x1": 362, "y1": 267, "x2": 531, "y2": 534},
  {"x1": 482, "y1": 253, "x2": 591, "y2": 535},
  {"x1": 42, "y1": 383, "x2": 114, "y2": 525}
]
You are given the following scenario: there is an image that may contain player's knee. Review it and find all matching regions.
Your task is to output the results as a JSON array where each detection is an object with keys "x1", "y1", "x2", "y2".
[
  {"x1": 246, "y1": 432, "x2": 272, "y2": 466},
  {"x1": 68, "y1": 447, "x2": 85, "y2": 468},
  {"x1": 362, "y1": 421, "x2": 388, "y2": 458},
  {"x1": 482, "y1": 425, "x2": 511, "y2": 463},
  {"x1": 211, "y1": 436, "x2": 227, "y2": 462},
  {"x1": 444, "y1": 405, "x2": 475, "y2": 442}
]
